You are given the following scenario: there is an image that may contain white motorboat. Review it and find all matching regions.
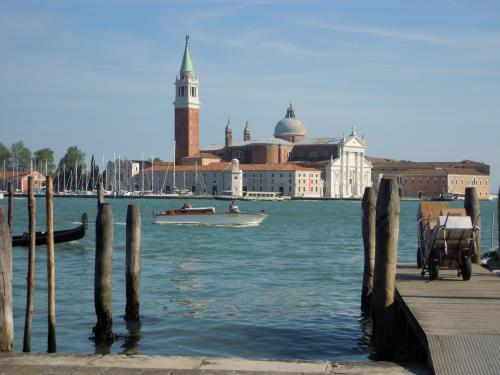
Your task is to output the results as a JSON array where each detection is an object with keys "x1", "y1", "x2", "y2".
[{"x1": 154, "y1": 205, "x2": 267, "y2": 226}]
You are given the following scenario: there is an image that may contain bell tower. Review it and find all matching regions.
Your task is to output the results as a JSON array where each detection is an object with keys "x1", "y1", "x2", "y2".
[
  {"x1": 174, "y1": 35, "x2": 200, "y2": 164},
  {"x1": 225, "y1": 118, "x2": 233, "y2": 147}
]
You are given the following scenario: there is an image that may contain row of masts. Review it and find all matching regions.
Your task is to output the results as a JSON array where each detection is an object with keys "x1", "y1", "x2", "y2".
[{"x1": 1, "y1": 142, "x2": 207, "y2": 195}]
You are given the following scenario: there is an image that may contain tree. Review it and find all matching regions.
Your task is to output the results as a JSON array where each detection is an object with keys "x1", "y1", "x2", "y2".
[
  {"x1": 10, "y1": 141, "x2": 32, "y2": 170},
  {"x1": 34, "y1": 148, "x2": 55, "y2": 173},
  {"x1": 59, "y1": 146, "x2": 86, "y2": 169},
  {"x1": 0, "y1": 143, "x2": 11, "y2": 169}
]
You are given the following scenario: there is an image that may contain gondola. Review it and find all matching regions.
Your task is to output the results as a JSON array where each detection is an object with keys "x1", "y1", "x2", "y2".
[{"x1": 12, "y1": 213, "x2": 88, "y2": 247}]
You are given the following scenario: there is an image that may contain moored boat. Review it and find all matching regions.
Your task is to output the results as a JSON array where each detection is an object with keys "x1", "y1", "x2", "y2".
[
  {"x1": 154, "y1": 204, "x2": 267, "y2": 226},
  {"x1": 12, "y1": 213, "x2": 87, "y2": 247}
]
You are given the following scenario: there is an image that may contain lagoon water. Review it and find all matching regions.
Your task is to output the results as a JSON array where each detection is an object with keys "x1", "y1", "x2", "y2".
[{"x1": 1, "y1": 197, "x2": 497, "y2": 360}]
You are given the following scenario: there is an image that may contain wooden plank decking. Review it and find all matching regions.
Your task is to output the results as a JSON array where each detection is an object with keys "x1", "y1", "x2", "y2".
[{"x1": 396, "y1": 264, "x2": 500, "y2": 375}]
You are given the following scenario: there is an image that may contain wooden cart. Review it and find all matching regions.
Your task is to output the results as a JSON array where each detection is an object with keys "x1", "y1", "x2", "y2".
[{"x1": 417, "y1": 202, "x2": 479, "y2": 280}]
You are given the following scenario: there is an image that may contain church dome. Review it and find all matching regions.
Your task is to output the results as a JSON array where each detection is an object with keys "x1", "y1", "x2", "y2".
[{"x1": 274, "y1": 104, "x2": 306, "y2": 142}]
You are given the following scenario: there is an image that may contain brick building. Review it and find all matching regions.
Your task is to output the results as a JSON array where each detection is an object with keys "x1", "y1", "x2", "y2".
[{"x1": 371, "y1": 159, "x2": 490, "y2": 200}]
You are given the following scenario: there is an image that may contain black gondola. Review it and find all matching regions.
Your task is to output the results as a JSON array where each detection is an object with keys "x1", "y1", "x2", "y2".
[{"x1": 12, "y1": 213, "x2": 88, "y2": 247}]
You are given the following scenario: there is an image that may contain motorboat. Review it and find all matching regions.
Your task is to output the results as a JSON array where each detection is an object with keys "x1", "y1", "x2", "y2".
[
  {"x1": 12, "y1": 213, "x2": 87, "y2": 247},
  {"x1": 154, "y1": 204, "x2": 267, "y2": 226}
]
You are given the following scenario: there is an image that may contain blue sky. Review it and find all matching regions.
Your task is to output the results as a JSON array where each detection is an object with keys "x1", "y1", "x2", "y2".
[{"x1": 1, "y1": 0, "x2": 499, "y2": 191}]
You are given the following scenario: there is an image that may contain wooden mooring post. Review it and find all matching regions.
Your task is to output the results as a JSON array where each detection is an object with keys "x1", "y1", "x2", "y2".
[
  {"x1": 361, "y1": 186, "x2": 376, "y2": 313},
  {"x1": 94, "y1": 203, "x2": 114, "y2": 342},
  {"x1": 497, "y1": 186, "x2": 499, "y2": 249},
  {"x1": 46, "y1": 176, "x2": 56, "y2": 352},
  {"x1": 372, "y1": 178, "x2": 400, "y2": 360},
  {"x1": 0, "y1": 206, "x2": 14, "y2": 352},
  {"x1": 7, "y1": 182, "x2": 13, "y2": 231},
  {"x1": 464, "y1": 187, "x2": 480, "y2": 264},
  {"x1": 125, "y1": 205, "x2": 141, "y2": 321},
  {"x1": 23, "y1": 176, "x2": 36, "y2": 352},
  {"x1": 98, "y1": 181, "x2": 104, "y2": 208}
]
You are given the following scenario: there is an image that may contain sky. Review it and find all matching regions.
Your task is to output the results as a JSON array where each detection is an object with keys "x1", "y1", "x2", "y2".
[{"x1": 0, "y1": 0, "x2": 499, "y2": 192}]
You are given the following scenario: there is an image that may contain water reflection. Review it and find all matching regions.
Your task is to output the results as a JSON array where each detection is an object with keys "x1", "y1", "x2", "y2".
[{"x1": 121, "y1": 319, "x2": 142, "y2": 355}]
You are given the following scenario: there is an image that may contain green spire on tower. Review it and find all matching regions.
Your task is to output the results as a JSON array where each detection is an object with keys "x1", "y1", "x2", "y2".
[{"x1": 180, "y1": 35, "x2": 194, "y2": 73}]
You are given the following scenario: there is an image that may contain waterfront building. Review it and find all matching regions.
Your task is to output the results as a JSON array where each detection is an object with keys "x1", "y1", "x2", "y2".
[
  {"x1": 0, "y1": 170, "x2": 46, "y2": 192},
  {"x1": 371, "y1": 159, "x2": 490, "y2": 200},
  {"x1": 167, "y1": 36, "x2": 372, "y2": 198},
  {"x1": 136, "y1": 159, "x2": 323, "y2": 198}
]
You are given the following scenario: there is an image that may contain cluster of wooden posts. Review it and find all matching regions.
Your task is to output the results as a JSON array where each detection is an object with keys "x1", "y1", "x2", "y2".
[
  {"x1": 360, "y1": 178, "x2": 483, "y2": 360},
  {"x1": 0, "y1": 179, "x2": 142, "y2": 353}
]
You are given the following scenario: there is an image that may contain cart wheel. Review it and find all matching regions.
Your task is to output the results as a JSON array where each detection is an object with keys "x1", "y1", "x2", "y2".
[
  {"x1": 429, "y1": 259, "x2": 439, "y2": 280},
  {"x1": 417, "y1": 248, "x2": 422, "y2": 268},
  {"x1": 461, "y1": 257, "x2": 472, "y2": 281}
]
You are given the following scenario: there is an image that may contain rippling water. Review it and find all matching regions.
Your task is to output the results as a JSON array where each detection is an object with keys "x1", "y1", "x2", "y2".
[{"x1": 1, "y1": 197, "x2": 497, "y2": 360}]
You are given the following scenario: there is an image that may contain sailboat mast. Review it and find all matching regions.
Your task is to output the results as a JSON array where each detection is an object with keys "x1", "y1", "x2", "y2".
[
  {"x1": 141, "y1": 153, "x2": 144, "y2": 193},
  {"x1": 75, "y1": 160, "x2": 78, "y2": 191},
  {"x1": 118, "y1": 153, "x2": 121, "y2": 193},
  {"x1": 173, "y1": 141, "x2": 176, "y2": 192},
  {"x1": 151, "y1": 155, "x2": 154, "y2": 193}
]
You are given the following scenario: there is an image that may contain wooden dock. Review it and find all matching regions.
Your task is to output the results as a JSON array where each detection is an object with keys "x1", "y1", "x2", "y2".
[{"x1": 395, "y1": 263, "x2": 500, "y2": 375}]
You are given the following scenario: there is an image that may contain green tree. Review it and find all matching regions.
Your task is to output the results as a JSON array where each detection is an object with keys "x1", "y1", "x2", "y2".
[
  {"x1": 34, "y1": 148, "x2": 55, "y2": 173},
  {"x1": 10, "y1": 141, "x2": 32, "y2": 170},
  {"x1": 0, "y1": 143, "x2": 11, "y2": 168},
  {"x1": 59, "y1": 146, "x2": 86, "y2": 169}
]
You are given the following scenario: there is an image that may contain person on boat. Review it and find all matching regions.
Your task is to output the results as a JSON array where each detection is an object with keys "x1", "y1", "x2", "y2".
[
  {"x1": 228, "y1": 200, "x2": 240, "y2": 214},
  {"x1": 182, "y1": 203, "x2": 192, "y2": 209}
]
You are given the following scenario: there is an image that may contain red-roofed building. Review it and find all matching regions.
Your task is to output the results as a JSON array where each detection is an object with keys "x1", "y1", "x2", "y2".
[
  {"x1": 371, "y1": 159, "x2": 490, "y2": 200},
  {"x1": 0, "y1": 170, "x2": 46, "y2": 192},
  {"x1": 137, "y1": 159, "x2": 323, "y2": 197}
]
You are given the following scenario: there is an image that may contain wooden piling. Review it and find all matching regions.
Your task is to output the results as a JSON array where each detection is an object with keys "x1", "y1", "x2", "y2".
[
  {"x1": 7, "y1": 182, "x2": 13, "y2": 231},
  {"x1": 125, "y1": 205, "x2": 141, "y2": 321},
  {"x1": 361, "y1": 186, "x2": 376, "y2": 313},
  {"x1": 97, "y1": 181, "x2": 104, "y2": 208},
  {"x1": 23, "y1": 176, "x2": 36, "y2": 352},
  {"x1": 0, "y1": 207, "x2": 14, "y2": 352},
  {"x1": 94, "y1": 203, "x2": 114, "y2": 342},
  {"x1": 497, "y1": 186, "x2": 499, "y2": 249},
  {"x1": 46, "y1": 176, "x2": 56, "y2": 352},
  {"x1": 372, "y1": 178, "x2": 400, "y2": 360},
  {"x1": 464, "y1": 187, "x2": 481, "y2": 264}
]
